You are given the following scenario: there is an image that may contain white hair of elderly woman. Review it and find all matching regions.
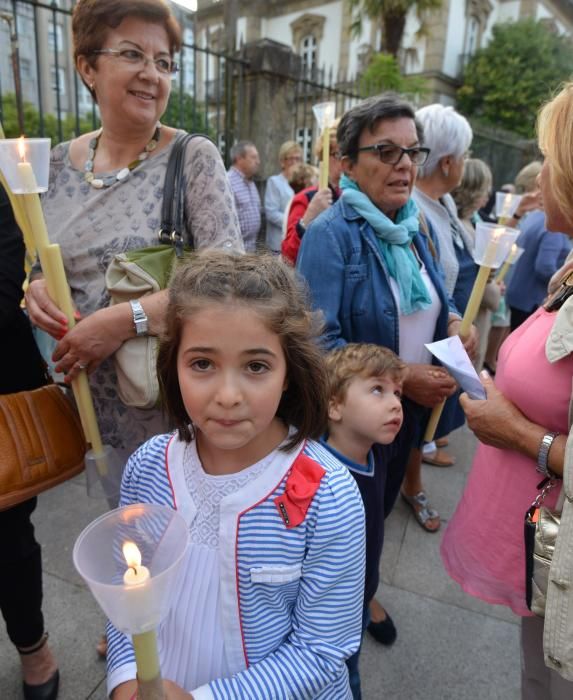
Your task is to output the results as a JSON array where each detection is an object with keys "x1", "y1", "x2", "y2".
[{"x1": 415, "y1": 104, "x2": 473, "y2": 178}]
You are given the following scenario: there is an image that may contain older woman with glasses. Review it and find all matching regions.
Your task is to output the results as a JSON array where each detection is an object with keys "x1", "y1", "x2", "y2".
[
  {"x1": 297, "y1": 93, "x2": 466, "y2": 698},
  {"x1": 25, "y1": 0, "x2": 242, "y2": 467}
]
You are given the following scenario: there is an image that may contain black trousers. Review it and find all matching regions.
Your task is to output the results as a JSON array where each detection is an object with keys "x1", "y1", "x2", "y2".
[{"x1": 0, "y1": 498, "x2": 44, "y2": 648}]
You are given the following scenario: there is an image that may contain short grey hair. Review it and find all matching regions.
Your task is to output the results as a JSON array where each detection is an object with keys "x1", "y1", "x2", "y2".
[
  {"x1": 230, "y1": 140, "x2": 256, "y2": 163},
  {"x1": 337, "y1": 93, "x2": 424, "y2": 163},
  {"x1": 415, "y1": 104, "x2": 472, "y2": 178}
]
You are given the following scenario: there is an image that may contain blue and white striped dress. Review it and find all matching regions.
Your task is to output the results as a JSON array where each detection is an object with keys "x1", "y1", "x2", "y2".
[{"x1": 107, "y1": 432, "x2": 365, "y2": 699}]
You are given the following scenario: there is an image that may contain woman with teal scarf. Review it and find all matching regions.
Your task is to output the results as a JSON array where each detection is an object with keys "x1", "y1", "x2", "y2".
[{"x1": 296, "y1": 94, "x2": 475, "y2": 700}]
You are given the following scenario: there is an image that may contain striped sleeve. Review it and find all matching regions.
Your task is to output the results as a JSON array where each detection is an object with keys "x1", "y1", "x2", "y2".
[
  {"x1": 201, "y1": 460, "x2": 366, "y2": 699},
  {"x1": 106, "y1": 434, "x2": 174, "y2": 698}
]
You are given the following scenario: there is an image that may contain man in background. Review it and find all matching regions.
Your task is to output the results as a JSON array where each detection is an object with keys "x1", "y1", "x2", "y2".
[{"x1": 227, "y1": 141, "x2": 262, "y2": 251}]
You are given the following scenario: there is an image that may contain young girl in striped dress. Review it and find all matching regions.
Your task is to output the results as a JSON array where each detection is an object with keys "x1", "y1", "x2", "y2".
[{"x1": 107, "y1": 252, "x2": 365, "y2": 700}]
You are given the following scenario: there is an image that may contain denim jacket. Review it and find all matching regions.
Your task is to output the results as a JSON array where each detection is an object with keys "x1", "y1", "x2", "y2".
[{"x1": 296, "y1": 198, "x2": 458, "y2": 353}]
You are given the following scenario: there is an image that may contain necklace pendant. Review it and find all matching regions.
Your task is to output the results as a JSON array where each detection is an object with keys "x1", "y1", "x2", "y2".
[
  {"x1": 116, "y1": 167, "x2": 131, "y2": 181},
  {"x1": 91, "y1": 178, "x2": 104, "y2": 189}
]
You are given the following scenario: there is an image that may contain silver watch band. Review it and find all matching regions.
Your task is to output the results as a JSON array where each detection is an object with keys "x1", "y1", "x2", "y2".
[
  {"x1": 130, "y1": 299, "x2": 148, "y2": 336},
  {"x1": 536, "y1": 431, "x2": 560, "y2": 477}
]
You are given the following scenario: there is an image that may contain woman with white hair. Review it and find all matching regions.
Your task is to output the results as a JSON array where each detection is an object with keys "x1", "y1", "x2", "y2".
[{"x1": 412, "y1": 104, "x2": 476, "y2": 473}]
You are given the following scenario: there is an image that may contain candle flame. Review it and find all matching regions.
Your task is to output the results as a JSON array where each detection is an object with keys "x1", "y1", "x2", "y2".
[
  {"x1": 17, "y1": 136, "x2": 27, "y2": 162},
  {"x1": 122, "y1": 541, "x2": 142, "y2": 568}
]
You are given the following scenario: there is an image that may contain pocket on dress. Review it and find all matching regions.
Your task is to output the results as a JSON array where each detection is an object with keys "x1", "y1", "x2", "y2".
[{"x1": 250, "y1": 563, "x2": 302, "y2": 584}]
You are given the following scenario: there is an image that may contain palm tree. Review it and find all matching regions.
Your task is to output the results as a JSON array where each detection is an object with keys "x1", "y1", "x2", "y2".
[{"x1": 349, "y1": 0, "x2": 443, "y2": 58}]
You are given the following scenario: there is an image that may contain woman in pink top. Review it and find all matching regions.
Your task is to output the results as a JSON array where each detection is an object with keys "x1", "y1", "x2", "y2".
[{"x1": 441, "y1": 84, "x2": 573, "y2": 699}]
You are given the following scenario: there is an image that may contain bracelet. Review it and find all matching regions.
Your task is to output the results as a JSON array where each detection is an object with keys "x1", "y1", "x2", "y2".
[{"x1": 536, "y1": 431, "x2": 560, "y2": 477}]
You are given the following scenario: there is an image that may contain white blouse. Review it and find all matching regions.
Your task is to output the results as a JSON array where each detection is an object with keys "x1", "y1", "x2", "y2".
[{"x1": 157, "y1": 441, "x2": 273, "y2": 691}]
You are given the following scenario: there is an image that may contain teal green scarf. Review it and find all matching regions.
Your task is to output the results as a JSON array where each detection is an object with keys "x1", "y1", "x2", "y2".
[{"x1": 340, "y1": 174, "x2": 431, "y2": 315}]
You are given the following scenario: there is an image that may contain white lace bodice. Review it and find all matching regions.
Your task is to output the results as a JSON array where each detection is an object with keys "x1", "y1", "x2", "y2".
[{"x1": 183, "y1": 442, "x2": 274, "y2": 548}]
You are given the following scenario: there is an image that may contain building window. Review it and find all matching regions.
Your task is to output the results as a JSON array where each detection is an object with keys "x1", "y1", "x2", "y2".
[
  {"x1": 464, "y1": 15, "x2": 480, "y2": 57},
  {"x1": 48, "y1": 21, "x2": 64, "y2": 52},
  {"x1": 51, "y1": 67, "x2": 66, "y2": 97},
  {"x1": 20, "y1": 58, "x2": 32, "y2": 80},
  {"x1": 296, "y1": 127, "x2": 313, "y2": 163},
  {"x1": 300, "y1": 34, "x2": 317, "y2": 77}
]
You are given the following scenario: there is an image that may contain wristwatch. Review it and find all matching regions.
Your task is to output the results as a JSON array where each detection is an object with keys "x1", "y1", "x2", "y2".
[
  {"x1": 130, "y1": 299, "x2": 149, "y2": 336},
  {"x1": 536, "y1": 431, "x2": 560, "y2": 478}
]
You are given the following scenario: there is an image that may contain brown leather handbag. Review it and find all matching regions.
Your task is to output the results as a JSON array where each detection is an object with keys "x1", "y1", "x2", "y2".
[{"x1": 0, "y1": 384, "x2": 86, "y2": 510}]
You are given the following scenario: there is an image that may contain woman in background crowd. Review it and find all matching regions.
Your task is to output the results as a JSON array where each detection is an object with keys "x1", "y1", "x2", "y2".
[
  {"x1": 451, "y1": 158, "x2": 500, "y2": 370},
  {"x1": 412, "y1": 104, "x2": 475, "y2": 469},
  {"x1": 264, "y1": 140, "x2": 303, "y2": 252},
  {"x1": 282, "y1": 127, "x2": 343, "y2": 265}
]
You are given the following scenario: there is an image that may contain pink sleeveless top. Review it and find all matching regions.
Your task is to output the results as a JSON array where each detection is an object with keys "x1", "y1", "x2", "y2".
[{"x1": 441, "y1": 307, "x2": 573, "y2": 616}]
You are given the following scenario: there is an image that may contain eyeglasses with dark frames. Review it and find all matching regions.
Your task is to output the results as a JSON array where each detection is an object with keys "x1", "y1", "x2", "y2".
[
  {"x1": 357, "y1": 143, "x2": 430, "y2": 166},
  {"x1": 91, "y1": 48, "x2": 179, "y2": 75}
]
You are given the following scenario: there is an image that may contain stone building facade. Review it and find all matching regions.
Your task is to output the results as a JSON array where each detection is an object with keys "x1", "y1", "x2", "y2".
[{"x1": 195, "y1": 0, "x2": 573, "y2": 105}]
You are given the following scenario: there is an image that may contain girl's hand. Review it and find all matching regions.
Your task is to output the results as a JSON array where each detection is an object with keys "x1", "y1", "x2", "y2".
[
  {"x1": 459, "y1": 371, "x2": 529, "y2": 450},
  {"x1": 25, "y1": 278, "x2": 70, "y2": 339},
  {"x1": 447, "y1": 318, "x2": 479, "y2": 361},
  {"x1": 52, "y1": 305, "x2": 129, "y2": 381},
  {"x1": 403, "y1": 364, "x2": 457, "y2": 407}
]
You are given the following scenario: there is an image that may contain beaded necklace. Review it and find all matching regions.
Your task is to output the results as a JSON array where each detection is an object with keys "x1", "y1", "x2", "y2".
[{"x1": 83, "y1": 123, "x2": 161, "y2": 189}]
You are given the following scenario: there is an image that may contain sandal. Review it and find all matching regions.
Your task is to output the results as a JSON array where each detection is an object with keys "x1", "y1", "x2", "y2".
[
  {"x1": 422, "y1": 448, "x2": 455, "y2": 467},
  {"x1": 401, "y1": 490, "x2": 441, "y2": 532}
]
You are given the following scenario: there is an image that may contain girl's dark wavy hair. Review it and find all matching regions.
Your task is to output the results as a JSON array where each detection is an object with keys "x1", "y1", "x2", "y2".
[{"x1": 157, "y1": 251, "x2": 329, "y2": 451}]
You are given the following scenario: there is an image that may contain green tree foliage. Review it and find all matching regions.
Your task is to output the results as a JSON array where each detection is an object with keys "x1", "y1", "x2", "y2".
[
  {"x1": 349, "y1": 0, "x2": 443, "y2": 57},
  {"x1": 1, "y1": 93, "x2": 95, "y2": 140},
  {"x1": 163, "y1": 91, "x2": 216, "y2": 139},
  {"x1": 458, "y1": 19, "x2": 573, "y2": 138},
  {"x1": 360, "y1": 52, "x2": 428, "y2": 98}
]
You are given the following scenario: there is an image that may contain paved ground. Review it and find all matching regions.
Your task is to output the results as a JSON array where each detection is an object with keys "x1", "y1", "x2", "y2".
[{"x1": 0, "y1": 425, "x2": 521, "y2": 699}]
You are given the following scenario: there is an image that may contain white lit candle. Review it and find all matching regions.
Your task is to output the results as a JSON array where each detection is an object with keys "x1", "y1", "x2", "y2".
[
  {"x1": 122, "y1": 541, "x2": 161, "y2": 686},
  {"x1": 123, "y1": 541, "x2": 151, "y2": 586}
]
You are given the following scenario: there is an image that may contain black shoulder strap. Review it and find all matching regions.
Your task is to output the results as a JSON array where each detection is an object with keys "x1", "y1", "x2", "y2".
[{"x1": 158, "y1": 132, "x2": 202, "y2": 255}]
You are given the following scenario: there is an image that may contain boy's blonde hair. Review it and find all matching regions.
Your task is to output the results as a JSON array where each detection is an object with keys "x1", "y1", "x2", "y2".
[{"x1": 325, "y1": 343, "x2": 406, "y2": 401}]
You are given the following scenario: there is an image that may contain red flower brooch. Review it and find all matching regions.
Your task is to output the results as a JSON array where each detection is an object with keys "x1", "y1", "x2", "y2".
[{"x1": 274, "y1": 454, "x2": 325, "y2": 529}]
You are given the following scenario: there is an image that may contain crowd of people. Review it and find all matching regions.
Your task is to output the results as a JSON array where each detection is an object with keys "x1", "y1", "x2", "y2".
[{"x1": 2, "y1": 0, "x2": 573, "y2": 699}]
